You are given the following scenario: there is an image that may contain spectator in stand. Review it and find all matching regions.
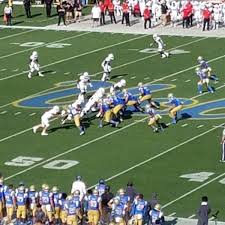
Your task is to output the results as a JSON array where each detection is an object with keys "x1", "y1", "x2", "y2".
[
  {"x1": 74, "y1": 0, "x2": 82, "y2": 23},
  {"x1": 202, "y1": 5, "x2": 211, "y2": 31},
  {"x1": 99, "y1": 1, "x2": 106, "y2": 25},
  {"x1": 181, "y1": 4, "x2": 190, "y2": 28},
  {"x1": 133, "y1": 2, "x2": 141, "y2": 17},
  {"x1": 113, "y1": 0, "x2": 122, "y2": 16},
  {"x1": 23, "y1": 0, "x2": 31, "y2": 18},
  {"x1": 186, "y1": 0, "x2": 193, "y2": 26},
  {"x1": 104, "y1": 0, "x2": 111, "y2": 14},
  {"x1": 58, "y1": 3, "x2": 66, "y2": 26},
  {"x1": 143, "y1": 5, "x2": 151, "y2": 29},
  {"x1": 121, "y1": 0, "x2": 130, "y2": 26},
  {"x1": 45, "y1": 0, "x2": 53, "y2": 17},
  {"x1": 161, "y1": 0, "x2": 168, "y2": 26},
  {"x1": 4, "y1": 4, "x2": 12, "y2": 26},
  {"x1": 108, "y1": 1, "x2": 117, "y2": 23},
  {"x1": 125, "y1": 181, "x2": 137, "y2": 202},
  {"x1": 91, "y1": 3, "x2": 101, "y2": 27}
]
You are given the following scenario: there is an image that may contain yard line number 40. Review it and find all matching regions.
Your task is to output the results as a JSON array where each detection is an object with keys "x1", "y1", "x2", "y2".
[
  {"x1": 5, "y1": 156, "x2": 79, "y2": 170},
  {"x1": 180, "y1": 172, "x2": 225, "y2": 184}
]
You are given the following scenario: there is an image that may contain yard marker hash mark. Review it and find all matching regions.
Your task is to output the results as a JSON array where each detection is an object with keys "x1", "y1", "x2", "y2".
[
  {"x1": 181, "y1": 123, "x2": 188, "y2": 127},
  {"x1": 0, "y1": 111, "x2": 7, "y2": 114},
  {"x1": 185, "y1": 79, "x2": 191, "y2": 82},
  {"x1": 29, "y1": 113, "x2": 36, "y2": 116},
  {"x1": 130, "y1": 76, "x2": 136, "y2": 79},
  {"x1": 197, "y1": 125, "x2": 204, "y2": 128},
  {"x1": 14, "y1": 112, "x2": 21, "y2": 115},
  {"x1": 171, "y1": 79, "x2": 177, "y2": 81},
  {"x1": 168, "y1": 212, "x2": 176, "y2": 217}
]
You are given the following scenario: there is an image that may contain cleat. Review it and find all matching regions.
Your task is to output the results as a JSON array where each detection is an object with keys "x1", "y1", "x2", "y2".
[
  {"x1": 61, "y1": 119, "x2": 66, "y2": 125},
  {"x1": 41, "y1": 132, "x2": 48, "y2": 136},
  {"x1": 28, "y1": 74, "x2": 32, "y2": 79},
  {"x1": 115, "y1": 122, "x2": 119, "y2": 127},
  {"x1": 119, "y1": 118, "x2": 123, "y2": 122},
  {"x1": 32, "y1": 127, "x2": 37, "y2": 133},
  {"x1": 39, "y1": 73, "x2": 44, "y2": 77},
  {"x1": 80, "y1": 131, "x2": 85, "y2": 135}
]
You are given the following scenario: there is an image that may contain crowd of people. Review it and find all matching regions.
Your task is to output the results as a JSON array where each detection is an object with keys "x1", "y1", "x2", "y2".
[{"x1": 0, "y1": 175, "x2": 165, "y2": 225}]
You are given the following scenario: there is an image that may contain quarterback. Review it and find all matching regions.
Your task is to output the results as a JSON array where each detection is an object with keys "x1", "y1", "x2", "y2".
[{"x1": 28, "y1": 51, "x2": 44, "y2": 79}]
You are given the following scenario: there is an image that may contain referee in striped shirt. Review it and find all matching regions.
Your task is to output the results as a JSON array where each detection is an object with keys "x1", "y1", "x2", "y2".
[{"x1": 220, "y1": 128, "x2": 225, "y2": 162}]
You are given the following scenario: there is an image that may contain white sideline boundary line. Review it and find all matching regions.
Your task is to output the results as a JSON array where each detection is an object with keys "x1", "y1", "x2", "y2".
[
  {"x1": 0, "y1": 34, "x2": 150, "y2": 81},
  {"x1": 0, "y1": 30, "x2": 34, "y2": 40},
  {"x1": 0, "y1": 31, "x2": 91, "y2": 60}
]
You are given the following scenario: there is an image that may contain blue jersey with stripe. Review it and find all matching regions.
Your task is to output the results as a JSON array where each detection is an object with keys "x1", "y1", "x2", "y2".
[
  {"x1": 28, "y1": 191, "x2": 37, "y2": 204},
  {"x1": 196, "y1": 70, "x2": 207, "y2": 80},
  {"x1": 66, "y1": 199, "x2": 78, "y2": 215},
  {"x1": 199, "y1": 60, "x2": 209, "y2": 69},
  {"x1": 16, "y1": 191, "x2": 27, "y2": 206},
  {"x1": 87, "y1": 195, "x2": 100, "y2": 210},
  {"x1": 139, "y1": 86, "x2": 151, "y2": 96},
  {"x1": 96, "y1": 184, "x2": 106, "y2": 196},
  {"x1": 118, "y1": 195, "x2": 130, "y2": 207},
  {"x1": 150, "y1": 209, "x2": 163, "y2": 224},
  {"x1": 40, "y1": 191, "x2": 51, "y2": 205},
  {"x1": 113, "y1": 95, "x2": 125, "y2": 106},
  {"x1": 132, "y1": 199, "x2": 147, "y2": 215},
  {"x1": 125, "y1": 92, "x2": 138, "y2": 102},
  {"x1": 169, "y1": 98, "x2": 182, "y2": 107},
  {"x1": 113, "y1": 204, "x2": 124, "y2": 218},
  {"x1": 53, "y1": 193, "x2": 61, "y2": 207}
]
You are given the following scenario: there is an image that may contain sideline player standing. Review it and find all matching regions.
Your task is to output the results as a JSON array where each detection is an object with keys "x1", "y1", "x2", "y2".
[
  {"x1": 220, "y1": 127, "x2": 225, "y2": 162},
  {"x1": 28, "y1": 51, "x2": 44, "y2": 79},
  {"x1": 151, "y1": 34, "x2": 169, "y2": 58}
]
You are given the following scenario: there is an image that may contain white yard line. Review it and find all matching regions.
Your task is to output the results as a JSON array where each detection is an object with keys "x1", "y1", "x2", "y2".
[
  {"x1": 185, "y1": 79, "x2": 191, "y2": 82},
  {"x1": 0, "y1": 34, "x2": 150, "y2": 81},
  {"x1": 188, "y1": 214, "x2": 196, "y2": 219},
  {"x1": 0, "y1": 32, "x2": 91, "y2": 61},
  {"x1": 0, "y1": 30, "x2": 34, "y2": 41},
  {"x1": 181, "y1": 123, "x2": 188, "y2": 127},
  {"x1": 29, "y1": 113, "x2": 36, "y2": 116},
  {"x1": 197, "y1": 125, "x2": 204, "y2": 128},
  {"x1": 0, "y1": 111, "x2": 7, "y2": 114},
  {"x1": 14, "y1": 112, "x2": 21, "y2": 115},
  {"x1": 168, "y1": 212, "x2": 176, "y2": 217}
]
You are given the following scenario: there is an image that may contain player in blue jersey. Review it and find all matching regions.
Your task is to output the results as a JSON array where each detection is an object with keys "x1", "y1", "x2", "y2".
[
  {"x1": 59, "y1": 192, "x2": 68, "y2": 224},
  {"x1": 15, "y1": 185, "x2": 28, "y2": 223},
  {"x1": 96, "y1": 179, "x2": 107, "y2": 196},
  {"x1": 130, "y1": 194, "x2": 147, "y2": 225},
  {"x1": 112, "y1": 93, "x2": 125, "y2": 123},
  {"x1": 138, "y1": 83, "x2": 159, "y2": 109},
  {"x1": 51, "y1": 186, "x2": 62, "y2": 223},
  {"x1": 168, "y1": 93, "x2": 183, "y2": 124},
  {"x1": 109, "y1": 198, "x2": 126, "y2": 225},
  {"x1": 149, "y1": 204, "x2": 164, "y2": 225},
  {"x1": 145, "y1": 104, "x2": 163, "y2": 132},
  {"x1": 0, "y1": 177, "x2": 7, "y2": 220},
  {"x1": 197, "y1": 56, "x2": 218, "y2": 82},
  {"x1": 123, "y1": 89, "x2": 144, "y2": 112},
  {"x1": 195, "y1": 67, "x2": 214, "y2": 94},
  {"x1": 28, "y1": 185, "x2": 39, "y2": 222},
  {"x1": 98, "y1": 96, "x2": 119, "y2": 128}
]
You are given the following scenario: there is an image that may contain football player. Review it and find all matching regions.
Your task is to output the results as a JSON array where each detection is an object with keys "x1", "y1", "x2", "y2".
[
  {"x1": 85, "y1": 189, "x2": 102, "y2": 225},
  {"x1": 77, "y1": 72, "x2": 93, "y2": 102},
  {"x1": 149, "y1": 204, "x2": 164, "y2": 225},
  {"x1": 138, "y1": 82, "x2": 159, "y2": 109},
  {"x1": 130, "y1": 194, "x2": 147, "y2": 225},
  {"x1": 0, "y1": 177, "x2": 7, "y2": 220},
  {"x1": 197, "y1": 56, "x2": 218, "y2": 82},
  {"x1": 59, "y1": 193, "x2": 68, "y2": 225},
  {"x1": 15, "y1": 185, "x2": 28, "y2": 223},
  {"x1": 33, "y1": 105, "x2": 61, "y2": 136},
  {"x1": 51, "y1": 186, "x2": 62, "y2": 223},
  {"x1": 110, "y1": 79, "x2": 126, "y2": 94},
  {"x1": 101, "y1": 53, "x2": 114, "y2": 81},
  {"x1": 168, "y1": 93, "x2": 183, "y2": 124},
  {"x1": 145, "y1": 104, "x2": 163, "y2": 132},
  {"x1": 28, "y1": 51, "x2": 44, "y2": 79},
  {"x1": 98, "y1": 96, "x2": 119, "y2": 128},
  {"x1": 151, "y1": 34, "x2": 169, "y2": 58},
  {"x1": 109, "y1": 198, "x2": 126, "y2": 225},
  {"x1": 112, "y1": 93, "x2": 125, "y2": 123},
  {"x1": 61, "y1": 101, "x2": 85, "y2": 135},
  {"x1": 28, "y1": 185, "x2": 39, "y2": 222},
  {"x1": 95, "y1": 179, "x2": 107, "y2": 196},
  {"x1": 81, "y1": 88, "x2": 105, "y2": 117},
  {"x1": 195, "y1": 67, "x2": 214, "y2": 94},
  {"x1": 169, "y1": 0, "x2": 179, "y2": 27}
]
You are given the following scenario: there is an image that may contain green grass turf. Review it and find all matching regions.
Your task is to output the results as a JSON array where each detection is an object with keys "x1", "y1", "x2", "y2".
[
  {"x1": 0, "y1": 4, "x2": 91, "y2": 26},
  {"x1": 0, "y1": 28, "x2": 225, "y2": 220}
]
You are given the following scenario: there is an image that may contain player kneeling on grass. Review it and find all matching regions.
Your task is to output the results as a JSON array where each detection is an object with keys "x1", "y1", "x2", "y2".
[
  {"x1": 138, "y1": 82, "x2": 159, "y2": 109},
  {"x1": 149, "y1": 204, "x2": 164, "y2": 225},
  {"x1": 195, "y1": 67, "x2": 214, "y2": 94},
  {"x1": 123, "y1": 89, "x2": 144, "y2": 112},
  {"x1": 146, "y1": 104, "x2": 163, "y2": 132},
  {"x1": 197, "y1": 56, "x2": 218, "y2": 82},
  {"x1": 98, "y1": 96, "x2": 119, "y2": 128},
  {"x1": 151, "y1": 34, "x2": 169, "y2": 59},
  {"x1": 129, "y1": 194, "x2": 147, "y2": 225},
  {"x1": 28, "y1": 51, "x2": 44, "y2": 79},
  {"x1": 168, "y1": 93, "x2": 183, "y2": 124},
  {"x1": 61, "y1": 101, "x2": 85, "y2": 136},
  {"x1": 33, "y1": 105, "x2": 61, "y2": 136},
  {"x1": 110, "y1": 79, "x2": 126, "y2": 94}
]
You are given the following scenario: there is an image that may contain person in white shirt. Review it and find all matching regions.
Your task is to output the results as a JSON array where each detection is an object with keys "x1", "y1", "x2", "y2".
[
  {"x1": 4, "y1": 4, "x2": 12, "y2": 26},
  {"x1": 212, "y1": 4, "x2": 222, "y2": 30},
  {"x1": 32, "y1": 105, "x2": 61, "y2": 136},
  {"x1": 91, "y1": 3, "x2": 101, "y2": 27},
  {"x1": 28, "y1": 51, "x2": 44, "y2": 79},
  {"x1": 169, "y1": 0, "x2": 179, "y2": 27},
  {"x1": 71, "y1": 175, "x2": 86, "y2": 200}
]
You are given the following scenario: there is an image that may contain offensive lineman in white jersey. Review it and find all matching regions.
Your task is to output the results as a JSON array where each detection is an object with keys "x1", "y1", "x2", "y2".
[
  {"x1": 28, "y1": 51, "x2": 44, "y2": 79},
  {"x1": 33, "y1": 105, "x2": 61, "y2": 136},
  {"x1": 80, "y1": 87, "x2": 105, "y2": 117},
  {"x1": 110, "y1": 79, "x2": 126, "y2": 93},
  {"x1": 101, "y1": 53, "x2": 114, "y2": 81},
  {"x1": 169, "y1": 0, "x2": 179, "y2": 27},
  {"x1": 77, "y1": 72, "x2": 93, "y2": 103},
  {"x1": 151, "y1": 34, "x2": 169, "y2": 58}
]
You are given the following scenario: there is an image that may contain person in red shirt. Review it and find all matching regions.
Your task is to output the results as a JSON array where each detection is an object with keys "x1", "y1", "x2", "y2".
[
  {"x1": 121, "y1": 1, "x2": 130, "y2": 26},
  {"x1": 99, "y1": 1, "x2": 106, "y2": 25},
  {"x1": 181, "y1": 5, "x2": 190, "y2": 28},
  {"x1": 133, "y1": 2, "x2": 140, "y2": 17},
  {"x1": 104, "y1": 0, "x2": 111, "y2": 13},
  {"x1": 202, "y1": 6, "x2": 211, "y2": 31},
  {"x1": 108, "y1": 2, "x2": 117, "y2": 23},
  {"x1": 143, "y1": 5, "x2": 151, "y2": 29},
  {"x1": 185, "y1": 0, "x2": 193, "y2": 26}
]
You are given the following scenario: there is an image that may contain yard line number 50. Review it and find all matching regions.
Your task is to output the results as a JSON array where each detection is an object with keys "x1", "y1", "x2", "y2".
[{"x1": 5, "y1": 156, "x2": 79, "y2": 170}]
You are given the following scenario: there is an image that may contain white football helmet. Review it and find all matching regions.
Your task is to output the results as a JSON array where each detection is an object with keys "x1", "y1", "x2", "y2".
[
  {"x1": 197, "y1": 56, "x2": 203, "y2": 61},
  {"x1": 52, "y1": 105, "x2": 60, "y2": 114},
  {"x1": 108, "y1": 53, "x2": 114, "y2": 60},
  {"x1": 153, "y1": 34, "x2": 158, "y2": 39},
  {"x1": 98, "y1": 87, "x2": 105, "y2": 96},
  {"x1": 138, "y1": 82, "x2": 143, "y2": 87},
  {"x1": 168, "y1": 93, "x2": 174, "y2": 99},
  {"x1": 120, "y1": 79, "x2": 126, "y2": 87},
  {"x1": 195, "y1": 67, "x2": 200, "y2": 73},
  {"x1": 83, "y1": 72, "x2": 89, "y2": 78},
  {"x1": 32, "y1": 51, "x2": 38, "y2": 57}
]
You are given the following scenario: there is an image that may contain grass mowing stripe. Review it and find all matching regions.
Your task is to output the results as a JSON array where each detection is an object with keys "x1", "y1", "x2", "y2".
[
  {"x1": 0, "y1": 30, "x2": 34, "y2": 40},
  {"x1": 0, "y1": 34, "x2": 149, "y2": 81},
  {"x1": 0, "y1": 31, "x2": 91, "y2": 60},
  {"x1": 162, "y1": 169, "x2": 225, "y2": 209}
]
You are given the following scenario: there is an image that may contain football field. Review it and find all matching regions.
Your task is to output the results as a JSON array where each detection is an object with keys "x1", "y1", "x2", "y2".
[{"x1": 0, "y1": 28, "x2": 225, "y2": 222}]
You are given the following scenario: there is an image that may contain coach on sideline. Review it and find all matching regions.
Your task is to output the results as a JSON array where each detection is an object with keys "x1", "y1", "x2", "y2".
[{"x1": 220, "y1": 127, "x2": 225, "y2": 162}]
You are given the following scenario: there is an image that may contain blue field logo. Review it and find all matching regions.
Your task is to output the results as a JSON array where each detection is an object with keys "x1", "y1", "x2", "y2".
[{"x1": 14, "y1": 80, "x2": 225, "y2": 120}]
